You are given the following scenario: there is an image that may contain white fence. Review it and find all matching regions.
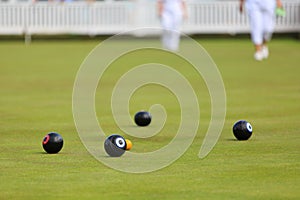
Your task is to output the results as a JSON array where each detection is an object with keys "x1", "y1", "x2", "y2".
[{"x1": 0, "y1": 0, "x2": 299, "y2": 36}]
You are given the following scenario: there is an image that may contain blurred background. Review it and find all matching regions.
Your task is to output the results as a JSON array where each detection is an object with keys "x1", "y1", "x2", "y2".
[{"x1": 0, "y1": 0, "x2": 299, "y2": 41}]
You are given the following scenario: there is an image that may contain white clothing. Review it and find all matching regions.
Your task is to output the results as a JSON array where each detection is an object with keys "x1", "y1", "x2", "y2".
[
  {"x1": 162, "y1": 0, "x2": 183, "y2": 14},
  {"x1": 160, "y1": 0, "x2": 184, "y2": 51},
  {"x1": 246, "y1": 0, "x2": 276, "y2": 45}
]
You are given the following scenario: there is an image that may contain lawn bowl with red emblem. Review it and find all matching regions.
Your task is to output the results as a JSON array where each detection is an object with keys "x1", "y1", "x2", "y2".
[{"x1": 42, "y1": 132, "x2": 64, "y2": 154}]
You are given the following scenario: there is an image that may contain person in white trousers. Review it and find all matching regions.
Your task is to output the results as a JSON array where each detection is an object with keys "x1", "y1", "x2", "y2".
[
  {"x1": 240, "y1": 0, "x2": 283, "y2": 61},
  {"x1": 158, "y1": 0, "x2": 187, "y2": 51}
]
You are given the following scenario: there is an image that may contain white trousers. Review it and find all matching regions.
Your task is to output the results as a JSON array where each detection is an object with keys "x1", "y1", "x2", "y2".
[
  {"x1": 161, "y1": 11, "x2": 182, "y2": 51},
  {"x1": 246, "y1": 0, "x2": 276, "y2": 45}
]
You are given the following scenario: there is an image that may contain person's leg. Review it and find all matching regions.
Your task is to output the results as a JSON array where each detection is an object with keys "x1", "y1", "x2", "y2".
[
  {"x1": 261, "y1": 0, "x2": 276, "y2": 58},
  {"x1": 167, "y1": 31, "x2": 180, "y2": 51},
  {"x1": 247, "y1": 1, "x2": 264, "y2": 60},
  {"x1": 161, "y1": 12, "x2": 173, "y2": 50},
  {"x1": 162, "y1": 29, "x2": 172, "y2": 50},
  {"x1": 168, "y1": 13, "x2": 182, "y2": 51}
]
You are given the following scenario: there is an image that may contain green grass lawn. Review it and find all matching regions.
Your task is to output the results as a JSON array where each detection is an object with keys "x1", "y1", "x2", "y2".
[{"x1": 0, "y1": 38, "x2": 299, "y2": 199}]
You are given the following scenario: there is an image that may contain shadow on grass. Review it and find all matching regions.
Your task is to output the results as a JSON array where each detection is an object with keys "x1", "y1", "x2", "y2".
[
  {"x1": 32, "y1": 151, "x2": 48, "y2": 154},
  {"x1": 225, "y1": 138, "x2": 238, "y2": 141},
  {"x1": 33, "y1": 151, "x2": 67, "y2": 155}
]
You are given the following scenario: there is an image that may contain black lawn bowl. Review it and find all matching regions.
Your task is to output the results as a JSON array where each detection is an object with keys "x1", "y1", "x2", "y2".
[
  {"x1": 42, "y1": 132, "x2": 64, "y2": 154},
  {"x1": 104, "y1": 134, "x2": 126, "y2": 157},
  {"x1": 134, "y1": 111, "x2": 151, "y2": 127},
  {"x1": 232, "y1": 120, "x2": 253, "y2": 140}
]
